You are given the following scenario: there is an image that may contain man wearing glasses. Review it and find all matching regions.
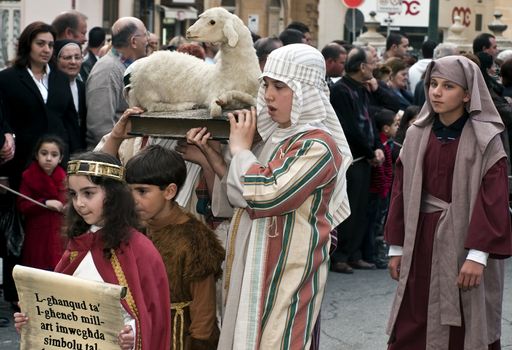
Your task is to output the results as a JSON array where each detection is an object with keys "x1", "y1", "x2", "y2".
[{"x1": 85, "y1": 17, "x2": 148, "y2": 149}]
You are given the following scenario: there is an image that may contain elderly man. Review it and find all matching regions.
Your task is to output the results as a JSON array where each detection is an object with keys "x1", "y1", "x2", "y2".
[
  {"x1": 85, "y1": 17, "x2": 148, "y2": 148},
  {"x1": 52, "y1": 10, "x2": 88, "y2": 46},
  {"x1": 147, "y1": 32, "x2": 159, "y2": 55}
]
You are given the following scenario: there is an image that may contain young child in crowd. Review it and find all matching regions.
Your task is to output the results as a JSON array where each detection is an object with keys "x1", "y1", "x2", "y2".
[
  {"x1": 385, "y1": 55, "x2": 512, "y2": 349},
  {"x1": 185, "y1": 43, "x2": 352, "y2": 350},
  {"x1": 394, "y1": 105, "x2": 420, "y2": 147},
  {"x1": 124, "y1": 144, "x2": 225, "y2": 350},
  {"x1": 14, "y1": 151, "x2": 171, "y2": 350},
  {"x1": 392, "y1": 105, "x2": 420, "y2": 162},
  {"x1": 363, "y1": 109, "x2": 398, "y2": 268},
  {"x1": 17, "y1": 135, "x2": 66, "y2": 271}
]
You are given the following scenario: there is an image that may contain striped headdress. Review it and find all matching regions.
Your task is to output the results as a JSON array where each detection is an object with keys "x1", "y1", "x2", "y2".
[{"x1": 257, "y1": 43, "x2": 352, "y2": 225}]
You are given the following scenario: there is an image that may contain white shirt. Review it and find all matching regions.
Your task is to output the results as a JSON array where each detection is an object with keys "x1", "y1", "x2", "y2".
[
  {"x1": 408, "y1": 58, "x2": 431, "y2": 94},
  {"x1": 388, "y1": 245, "x2": 489, "y2": 266},
  {"x1": 70, "y1": 79, "x2": 79, "y2": 112},
  {"x1": 27, "y1": 64, "x2": 50, "y2": 103}
]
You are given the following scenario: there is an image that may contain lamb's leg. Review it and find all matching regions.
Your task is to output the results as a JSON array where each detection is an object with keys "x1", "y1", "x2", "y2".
[
  {"x1": 146, "y1": 102, "x2": 200, "y2": 113},
  {"x1": 215, "y1": 91, "x2": 256, "y2": 109},
  {"x1": 209, "y1": 101, "x2": 223, "y2": 117}
]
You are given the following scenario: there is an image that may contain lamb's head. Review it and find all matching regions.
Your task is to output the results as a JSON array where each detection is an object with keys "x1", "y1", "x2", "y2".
[{"x1": 186, "y1": 7, "x2": 249, "y2": 48}]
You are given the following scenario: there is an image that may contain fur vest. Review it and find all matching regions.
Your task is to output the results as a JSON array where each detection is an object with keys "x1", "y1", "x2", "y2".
[{"x1": 148, "y1": 210, "x2": 225, "y2": 302}]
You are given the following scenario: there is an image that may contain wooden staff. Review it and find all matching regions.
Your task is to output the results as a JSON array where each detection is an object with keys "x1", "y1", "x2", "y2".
[{"x1": 0, "y1": 183, "x2": 50, "y2": 210}]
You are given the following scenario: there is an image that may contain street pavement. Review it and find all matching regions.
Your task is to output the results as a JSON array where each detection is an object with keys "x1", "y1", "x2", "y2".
[
  {"x1": 1, "y1": 260, "x2": 511, "y2": 349},
  {"x1": 320, "y1": 260, "x2": 512, "y2": 349}
]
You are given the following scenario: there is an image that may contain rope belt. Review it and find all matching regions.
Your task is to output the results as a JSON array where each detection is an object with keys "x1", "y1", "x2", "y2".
[{"x1": 171, "y1": 301, "x2": 192, "y2": 350}]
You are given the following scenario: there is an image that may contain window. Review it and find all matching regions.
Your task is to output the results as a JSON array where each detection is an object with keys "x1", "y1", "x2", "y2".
[
  {"x1": 103, "y1": 0, "x2": 119, "y2": 29},
  {"x1": 475, "y1": 14, "x2": 482, "y2": 31}
]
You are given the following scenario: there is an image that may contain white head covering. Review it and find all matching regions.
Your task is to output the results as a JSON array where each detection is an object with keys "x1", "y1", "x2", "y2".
[{"x1": 257, "y1": 43, "x2": 353, "y2": 225}]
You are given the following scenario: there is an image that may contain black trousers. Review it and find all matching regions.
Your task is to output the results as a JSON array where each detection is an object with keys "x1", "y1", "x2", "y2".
[{"x1": 332, "y1": 160, "x2": 371, "y2": 263}]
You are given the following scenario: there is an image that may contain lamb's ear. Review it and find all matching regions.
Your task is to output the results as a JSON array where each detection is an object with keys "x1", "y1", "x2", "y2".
[{"x1": 223, "y1": 20, "x2": 239, "y2": 47}]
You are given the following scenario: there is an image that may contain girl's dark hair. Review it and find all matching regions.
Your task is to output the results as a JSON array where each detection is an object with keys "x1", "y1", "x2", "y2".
[
  {"x1": 65, "y1": 152, "x2": 138, "y2": 258},
  {"x1": 385, "y1": 57, "x2": 408, "y2": 76},
  {"x1": 373, "y1": 63, "x2": 391, "y2": 81},
  {"x1": 33, "y1": 134, "x2": 66, "y2": 160},
  {"x1": 395, "y1": 105, "x2": 420, "y2": 144},
  {"x1": 125, "y1": 145, "x2": 186, "y2": 193},
  {"x1": 475, "y1": 51, "x2": 503, "y2": 95},
  {"x1": 15, "y1": 21, "x2": 56, "y2": 68},
  {"x1": 501, "y1": 58, "x2": 512, "y2": 87}
]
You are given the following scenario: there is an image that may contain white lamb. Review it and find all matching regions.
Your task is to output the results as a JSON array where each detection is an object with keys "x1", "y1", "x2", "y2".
[{"x1": 125, "y1": 7, "x2": 261, "y2": 117}]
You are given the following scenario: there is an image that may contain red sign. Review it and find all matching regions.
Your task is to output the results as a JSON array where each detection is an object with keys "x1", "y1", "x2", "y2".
[
  {"x1": 403, "y1": 0, "x2": 420, "y2": 15},
  {"x1": 452, "y1": 7, "x2": 471, "y2": 27},
  {"x1": 342, "y1": 0, "x2": 364, "y2": 8}
]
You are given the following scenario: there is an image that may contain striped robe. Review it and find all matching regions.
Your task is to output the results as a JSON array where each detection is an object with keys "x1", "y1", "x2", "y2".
[{"x1": 218, "y1": 129, "x2": 342, "y2": 350}]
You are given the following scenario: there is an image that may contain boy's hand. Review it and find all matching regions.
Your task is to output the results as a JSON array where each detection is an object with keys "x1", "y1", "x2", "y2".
[
  {"x1": 388, "y1": 256, "x2": 401, "y2": 281},
  {"x1": 14, "y1": 312, "x2": 28, "y2": 334},
  {"x1": 457, "y1": 260, "x2": 484, "y2": 291},
  {"x1": 45, "y1": 200, "x2": 64, "y2": 212},
  {"x1": 111, "y1": 107, "x2": 144, "y2": 140},
  {"x1": 118, "y1": 325, "x2": 135, "y2": 350},
  {"x1": 229, "y1": 107, "x2": 256, "y2": 156},
  {"x1": 184, "y1": 128, "x2": 226, "y2": 178},
  {"x1": 176, "y1": 140, "x2": 208, "y2": 166},
  {"x1": 185, "y1": 127, "x2": 212, "y2": 153}
]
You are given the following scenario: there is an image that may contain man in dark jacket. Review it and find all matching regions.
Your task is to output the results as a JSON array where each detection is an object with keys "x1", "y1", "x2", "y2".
[
  {"x1": 330, "y1": 46, "x2": 384, "y2": 274},
  {"x1": 80, "y1": 26, "x2": 106, "y2": 83}
]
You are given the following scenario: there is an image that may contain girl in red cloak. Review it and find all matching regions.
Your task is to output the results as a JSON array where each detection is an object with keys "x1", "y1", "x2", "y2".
[
  {"x1": 15, "y1": 151, "x2": 171, "y2": 350},
  {"x1": 17, "y1": 135, "x2": 66, "y2": 270}
]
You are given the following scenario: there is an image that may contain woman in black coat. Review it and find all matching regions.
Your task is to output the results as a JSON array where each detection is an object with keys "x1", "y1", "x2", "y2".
[
  {"x1": 0, "y1": 21, "x2": 80, "y2": 190},
  {"x1": 0, "y1": 21, "x2": 81, "y2": 306}
]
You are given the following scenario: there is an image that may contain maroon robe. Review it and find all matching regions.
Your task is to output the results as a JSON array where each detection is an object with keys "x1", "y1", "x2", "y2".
[
  {"x1": 17, "y1": 161, "x2": 66, "y2": 270},
  {"x1": 55, "y1": 228, "x2": 171, "y2": 350},
  {"x1": 385, "y1": 131, "x2": 510, "y2": 350}
]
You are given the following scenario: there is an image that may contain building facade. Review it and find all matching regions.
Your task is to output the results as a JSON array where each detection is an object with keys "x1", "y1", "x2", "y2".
[
  {"x1": 318, "y1": 0, "x2": 512, "y2": 51},
  {"x1": 0, "y1": 0, "x2": 510, "y2": 68}
]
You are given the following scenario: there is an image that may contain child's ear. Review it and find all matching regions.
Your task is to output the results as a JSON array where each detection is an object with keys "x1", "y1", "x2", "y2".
[
  {"x1": 463, "y1": 91, "x2": 471, "y2": 103},
  {"x1": 163, "y1": 183, "x2": 178, "y2": 201}
]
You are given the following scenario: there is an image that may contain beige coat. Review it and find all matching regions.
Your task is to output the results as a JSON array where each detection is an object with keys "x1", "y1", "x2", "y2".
[{"x1": 387, "y1": 114, "x2": 506, "y2": 350}]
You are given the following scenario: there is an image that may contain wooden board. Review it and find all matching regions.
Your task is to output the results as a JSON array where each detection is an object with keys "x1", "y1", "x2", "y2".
[{"x1": 128, "y1": 109, "x2": 232, "y2": 140}]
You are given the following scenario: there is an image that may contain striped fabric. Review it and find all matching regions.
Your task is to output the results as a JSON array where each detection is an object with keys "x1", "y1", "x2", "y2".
[
  {"x1": 256, "y1": 44, "x2": 352, "y2": 227},
  {"x1": 230, "y1": 130, "x2": 341, "y2": 350},
  {"x1": 223, "y1": 44, "x2": 352, "y2": 350}
]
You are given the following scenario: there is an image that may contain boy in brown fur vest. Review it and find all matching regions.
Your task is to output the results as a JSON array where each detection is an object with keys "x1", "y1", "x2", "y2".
[{"x1": 124, "y1": 144, "x2": 225, "y2": 350}]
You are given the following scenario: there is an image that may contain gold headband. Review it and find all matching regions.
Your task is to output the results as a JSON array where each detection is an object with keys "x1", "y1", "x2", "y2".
[{"x1": 67, "y1": 160, "x2": 125, "y2": 181}]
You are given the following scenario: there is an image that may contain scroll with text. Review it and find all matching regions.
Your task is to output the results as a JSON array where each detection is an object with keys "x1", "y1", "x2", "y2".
[{"x1": 13, "y1": 265, "x2": 126, "y2": 350}]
